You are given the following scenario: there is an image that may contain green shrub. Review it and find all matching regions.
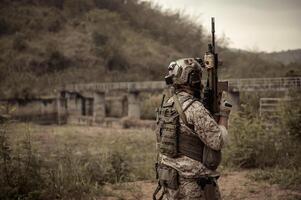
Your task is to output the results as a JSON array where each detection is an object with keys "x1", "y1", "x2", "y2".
[
  {"x1": 223, "y1": 95, "x2": 301, "y2": 189},
  {"x1": 92, "y1": 31, "x2": 109, "y2": 47},
  {"x1": 279, "y1": 96, "x2": 301, "y2": 140},
  {"x1": 29, "y1": 47, "x2": 71, "y2": 75},
  {"x1": 224, "y1": 93, "x2": 301, "y2": 169},
  {"x1": 141, "y1": 93, "x2": 163, "y2": 120},
  {"x1": 277, "y1": 95, "x2": 301, "y2": 168},
  {"x1": 223, "y1": 114, "x2": 280, "y2": 168},
  {"x1": 12, "y1": 32, "x2": 27, "y2": 51},
  {"x1": 63, "y1": 0, "x2": 94, "y2": 16},
  {"x1": 0, "y1": 18, "x2": 12, "y2": 35}
]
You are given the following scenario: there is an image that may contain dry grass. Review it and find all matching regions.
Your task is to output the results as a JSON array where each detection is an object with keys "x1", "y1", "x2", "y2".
[
  {"x1": 1, "y1": 123, "x2": 156, "y2": 199},
  {"x1": 2, "y1": 121, "x2": 301, "y2": 199},
  {"x1": 9, "y1": 123, "x2": 157, "y2": 179}
]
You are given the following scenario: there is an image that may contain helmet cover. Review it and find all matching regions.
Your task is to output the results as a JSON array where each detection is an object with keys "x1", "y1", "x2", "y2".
[{"x1": 165, "y1": 58, "x2": 203, "y2": 88}]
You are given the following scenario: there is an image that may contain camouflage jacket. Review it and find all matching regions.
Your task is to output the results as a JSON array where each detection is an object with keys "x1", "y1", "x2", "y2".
[{"x1": 158, "y1": 91, "x2": 228, "y2": 178}]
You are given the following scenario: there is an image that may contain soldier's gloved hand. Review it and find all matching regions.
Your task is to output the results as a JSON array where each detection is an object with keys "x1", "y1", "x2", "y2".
[{"x1": 219, "y1": 92, "x2": 232, "y2": 118}]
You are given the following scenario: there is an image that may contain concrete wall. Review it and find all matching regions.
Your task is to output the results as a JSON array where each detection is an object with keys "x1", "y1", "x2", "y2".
[
  {"x1": 106, "y1": 96, "x2": 127, "y2": 118},
  {"x1": 93, "y1": 92, "x2": 105, "y2": 123},
  {"x1": 0, "y1": 99, "x2": 58, "y2": 124}
]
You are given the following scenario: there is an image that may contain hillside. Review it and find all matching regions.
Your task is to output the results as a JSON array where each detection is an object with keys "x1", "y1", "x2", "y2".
[
  {"x1": 0, "y1": 0, "x2": 300, "y2": 98},
  {"x1": 262, "y1": 49, "x2": 301, "y2": 65}
]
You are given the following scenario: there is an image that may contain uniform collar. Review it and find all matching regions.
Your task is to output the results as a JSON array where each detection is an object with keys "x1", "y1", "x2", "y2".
[{"x1": 176, "y1": 91, "x2": 194, "y2": 98}]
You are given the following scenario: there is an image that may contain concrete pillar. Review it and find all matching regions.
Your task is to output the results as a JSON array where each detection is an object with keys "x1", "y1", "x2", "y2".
[
  {"x1": 93, "y1": 92, "x2": 105, "y2": 123},
  {"x1": 127, "y1": 91, "x2": 140, "y2": 119},
  {"x1": 66, "y1": 93, "x2": 80, "y2": 124},
  {"x1": 57, "y1": 93, "x2": 62, "y2": 125},
  {"x1": 228, "y1": 91, "x2": 240, "y2": 111},
  {"x1": 67, "y1": 94, "x2": 76, "y2": 115},
  {"x1": 122, "y1": 96, "x2": 128, "y2": 117},
  {"x1": 61, "y1": 92, "x2": 81, "y2": 124}
]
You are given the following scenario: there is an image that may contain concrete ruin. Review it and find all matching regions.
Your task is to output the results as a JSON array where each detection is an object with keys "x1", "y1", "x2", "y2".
[
  {"x1": 1, "y1": 77, "x2": 300, "y2": 125},
  {"x1": 57, "y1": 77, "x2": 301, "y2": 125},
  {"x1": 0, "y1": 96, "x2": 59, "y2": 124},
  {"x1": 56, "y1": 89, "x2": 145, "y2": 125}
]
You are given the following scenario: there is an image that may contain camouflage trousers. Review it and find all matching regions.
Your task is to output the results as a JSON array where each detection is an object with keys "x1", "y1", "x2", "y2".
[{"x1": 163, "y1": 177, "x2": 221, "y2": 200}]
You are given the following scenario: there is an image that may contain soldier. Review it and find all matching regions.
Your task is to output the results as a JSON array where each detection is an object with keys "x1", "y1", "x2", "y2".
[{"x1": 154, "y1": 58, "x2": 230, "y2": 200}]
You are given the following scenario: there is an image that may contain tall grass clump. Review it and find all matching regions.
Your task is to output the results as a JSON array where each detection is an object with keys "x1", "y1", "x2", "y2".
[
  {"x1": 141, "y1": 93, "x2": 163, "y2": 120},
  {"x1": 0, "y1": 120, "x2": 45, "y2": 199}
]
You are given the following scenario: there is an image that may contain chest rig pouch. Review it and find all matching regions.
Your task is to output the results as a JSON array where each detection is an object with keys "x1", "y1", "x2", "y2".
[{"x1": 156, "y1": 100, "x2": 179, "y2": 158}]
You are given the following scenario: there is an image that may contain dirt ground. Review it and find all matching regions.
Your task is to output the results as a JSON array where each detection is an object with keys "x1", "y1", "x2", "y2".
[{"x1": 104, "y1": 170, "x2": 301, "y2": 200}]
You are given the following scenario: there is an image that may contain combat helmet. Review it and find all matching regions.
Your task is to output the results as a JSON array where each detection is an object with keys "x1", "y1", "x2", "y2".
[{"x1": 165, "y1": 58, "x2": 204, "y2": 93}]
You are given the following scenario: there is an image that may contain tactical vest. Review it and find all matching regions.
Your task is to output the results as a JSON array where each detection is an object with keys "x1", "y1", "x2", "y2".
[
  {"x1": 153, "y1": 94, "x2": 222, "y2": 199},
  {"x1": 156, "y1": 95, "x2": 205, "y2": 162}
]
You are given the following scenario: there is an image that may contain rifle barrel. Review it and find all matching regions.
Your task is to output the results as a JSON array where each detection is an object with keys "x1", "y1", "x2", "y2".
[{"x1": 211, "y1": 17, "x2": 215, "y2": 53}]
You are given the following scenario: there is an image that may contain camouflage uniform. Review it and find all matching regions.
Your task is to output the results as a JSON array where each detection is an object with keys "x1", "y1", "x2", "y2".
[{"x1": 158, "y1": 91, "x2": 228, "y2": 200}]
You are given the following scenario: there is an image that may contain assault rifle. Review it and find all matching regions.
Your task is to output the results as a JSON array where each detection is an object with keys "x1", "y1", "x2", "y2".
[{"x1": 202, "y1": 17, "x2": 230, "y2": 120}]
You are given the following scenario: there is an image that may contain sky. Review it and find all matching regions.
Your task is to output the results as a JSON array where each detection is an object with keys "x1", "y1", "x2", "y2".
[{"x1": 142, "y1": 0, "x2": 301, "y2": 52}]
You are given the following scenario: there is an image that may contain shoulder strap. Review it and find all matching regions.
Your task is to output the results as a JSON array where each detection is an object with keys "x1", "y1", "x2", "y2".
[
  {"x1": 172, "y1": 94, "x2": 188, "y2": 125},
  {"x1": 172, "y1": 94, "x2": 196, "y2": 126}
]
